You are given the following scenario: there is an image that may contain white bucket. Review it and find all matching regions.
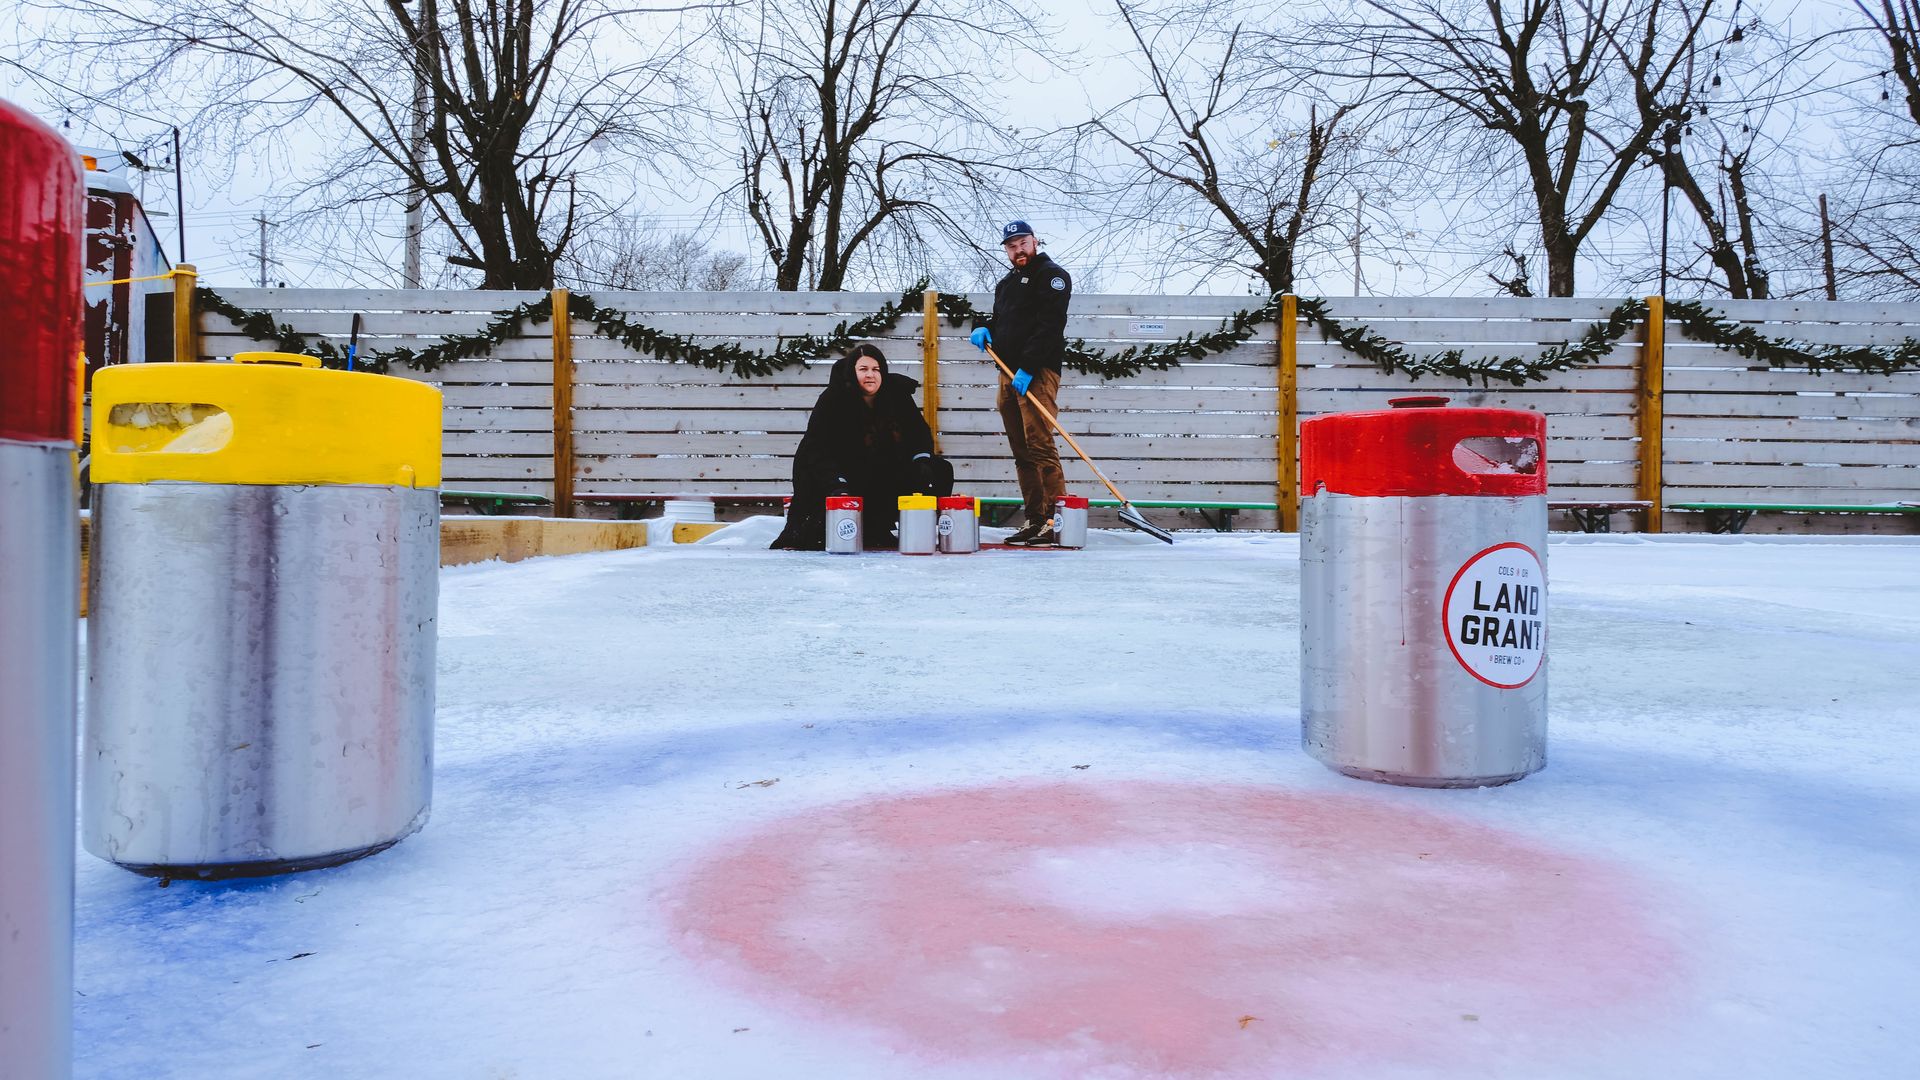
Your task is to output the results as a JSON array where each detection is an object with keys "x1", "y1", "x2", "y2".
[{"x1": 648, "y1": 496, "x2": 717, "y2": 546}]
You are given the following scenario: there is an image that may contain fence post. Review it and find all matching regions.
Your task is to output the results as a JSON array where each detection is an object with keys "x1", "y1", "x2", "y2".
[
  {"x1": 921, "y1": 288, "x2": 942, "y2": 453},
  {"x1": 172, "y1": 263, "x2": 198, "y2": 362},
  {"x1": 1277, "y1": 294, "x2": 1299, "y2": 532},
  {"x1": 551, "y1": 288, "x2": 575, "y2": 518},
  {"x1": 1638, "y1": 295, "x2": 1665, "y2": 534}
]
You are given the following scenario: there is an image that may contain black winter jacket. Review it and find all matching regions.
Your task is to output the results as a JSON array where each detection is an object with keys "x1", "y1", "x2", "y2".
[
  {"x1": 988, "y1": 252, "x2": 1073, "y2": 375},
  {"x1": 770, "y1": 352, "x2": 938, "y2": 550}
]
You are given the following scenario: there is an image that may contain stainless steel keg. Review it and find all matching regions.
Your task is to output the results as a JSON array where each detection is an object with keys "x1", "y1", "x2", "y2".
[
  {"x1": 937, "y1": 495, "x2": 977, "y2": 553},
  {"x1": 825, "y1": 495, "x2": 863, "y2": 553},
  {"x1": 898, "y1": 494, "x2": 937, "y2": 554},
  {"x1": 0, "y1": 97, "x2": 83, "y2": 1080},
  {"x1": 1055, "y1": 494, "x2": 1089, "y2": 548},
  {"x1": 85, "y1": 352, "x2": 443, "y2": 876},
  {"x1": 1299, "y1": 399, "x2": 1549, "y2": 787}
]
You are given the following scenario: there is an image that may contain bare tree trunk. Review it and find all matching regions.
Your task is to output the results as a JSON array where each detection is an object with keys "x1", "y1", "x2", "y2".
[
  {"x1": 723, "y1": 0, "x2": 1041, "y2": 290},
  {"x1": 1726, "y1": 151, "x2": 1768, "y2": 298},
  {"x1": 1081, "y1": 7, "x2": 1379, "y2": 296},
  {"x1": 1292, "y1": 0, "x2": 1718, "y2": 297},
  {"x1": 1663, "y1": 148, "x2": 1755, "y2": 299},
  {"x1": 40, "y1": 0, "x2": 694, "y2": 290}
]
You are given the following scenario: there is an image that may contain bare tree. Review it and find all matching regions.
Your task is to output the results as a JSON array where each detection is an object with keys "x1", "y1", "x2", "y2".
[
  {"x1": 1820, "y1": 0, "x2": 1920, "y2": 297},
  {"x1": 1861, "y1": 0, "x2": 1920, "y2": 124},
  {"x1": 1652, "y1": 117, "x2": 1779, "y2": 298},
  {"x1": 1486, "y1": 245, "x2": 1536, "y2": 294},
  {"x1": 37, "y1": 0, "x2": 703, "y2": 289},
  {"x1": 1075, "y1": 2, "x2": 1395, "y2": 294},
  {"x1": 714, "y1": 0, "x2": 1048, "y2": 291},
  {"x1": 1296, "y1": 0, "x2": 1719, "y2": 296},
  {"x1": 560, "y1": 222, "x2": 760, "y2": 290},
  {"x1": 1618, "y1": 6, "x2": 1839, "y2": 299}
]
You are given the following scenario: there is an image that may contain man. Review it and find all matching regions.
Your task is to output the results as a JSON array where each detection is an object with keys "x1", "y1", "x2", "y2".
[{"x1": 969, "y1": 220, "x2": 1073, "y2": 546}]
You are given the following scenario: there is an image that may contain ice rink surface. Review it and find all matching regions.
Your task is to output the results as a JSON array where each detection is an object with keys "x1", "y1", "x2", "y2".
[{"x1": 72, "y1": 524, "x2": 1920, "y2": 1079}]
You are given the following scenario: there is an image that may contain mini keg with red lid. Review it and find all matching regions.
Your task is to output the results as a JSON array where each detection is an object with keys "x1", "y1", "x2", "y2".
[{"x1": 1299, "y1": 397, "x2": 1548, "y2": 787}]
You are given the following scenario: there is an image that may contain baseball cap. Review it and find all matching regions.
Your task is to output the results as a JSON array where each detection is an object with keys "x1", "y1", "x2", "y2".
[{"x1": 1000, "y1": 220, "x2": 1035, "y2": 243}]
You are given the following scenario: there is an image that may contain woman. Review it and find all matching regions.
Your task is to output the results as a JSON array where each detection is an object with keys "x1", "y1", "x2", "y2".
[{"x1": 771, "y1": 344, "x2": 954, "y2": 550}]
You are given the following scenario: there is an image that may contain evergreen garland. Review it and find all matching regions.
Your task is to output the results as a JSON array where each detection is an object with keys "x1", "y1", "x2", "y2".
[
  {"x1": 195, "y1": 286, "x2": 350, "y2": 366},
  {"x1": 572, "y1": 281, "x2": 932, "y2": 379},
  {"x1": 1665, "y1": 299, "x2": 1920, "y2": 377},
  {"x1": 194, "y1": 286, "x2": 552, "y2": 374},
  {"x1": 381, "y1": 295, "x2": 555, "y2": 373},
  {"x1": 933, "y1": 289, "x2": 1276, "y2": 379},
  {"x1": 1295, "y1": 296, "x2": 1650, "y2": 387},
  {"x1": 197, "y1": 284, "x2": 1920, "y2": 385}
]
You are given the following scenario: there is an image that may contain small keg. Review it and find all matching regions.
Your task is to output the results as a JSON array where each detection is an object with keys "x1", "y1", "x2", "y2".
[
  {"x1": 937, "y1": 495, "x2": 977, "y2": 554},
  {"x1": 825, "y1": 495, "x2": 863, "y2": 553},
  {"x1": 86, "y1": 351, "x2": 443, "y2": 876},
  {"x1": 1055, "y1": 494, "x2": 1089, "y2": 548},
  {"x1": 1299, "y1": 397, "x2": 1549, "y2": 788},
  {"x1": 0, "y1": 97, "x2": 83, "y2": 1080},
  {"x1": 898, "y1": 494, "x2": 937, "y2": 554}
]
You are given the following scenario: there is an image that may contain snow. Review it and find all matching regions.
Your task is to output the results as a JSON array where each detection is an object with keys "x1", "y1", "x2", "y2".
[{"x1": 72, "y1": 526, "x2": 1920, "y2": 1079}]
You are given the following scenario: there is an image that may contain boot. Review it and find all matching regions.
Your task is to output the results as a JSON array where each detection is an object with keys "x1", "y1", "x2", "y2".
[
  {"x1": 1005, "y1": 514, "x2": 1059, "y2": 547},
  {"x1": 1004, "y1": 518, "x2": 1051, "y2": 546}
]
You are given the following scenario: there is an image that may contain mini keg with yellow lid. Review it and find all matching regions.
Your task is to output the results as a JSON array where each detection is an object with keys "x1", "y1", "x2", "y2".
[{"x1": 85, "y1": 351, "x2": 443, "y2": 878}]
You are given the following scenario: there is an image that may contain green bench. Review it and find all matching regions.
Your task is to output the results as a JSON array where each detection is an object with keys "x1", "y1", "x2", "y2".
[
  {"x1": 1551, "y1": 500, "x2": 1653, "y2": 534},
  {"x1": 441, "y1": 489, "x2": 553, "y2": 516},
  {"x1": 573, "y1": 494, "x2": 788, "y2": 520},
  {"x1": 1668, "y1": 502, "x2": 1920, "y2": 534},
  {"x1": 974, "y1": 496, "x2": 1275, "y2": 532},
  {"x1": 977, "y1": 498, "x2": 1656, "y2": 533}
]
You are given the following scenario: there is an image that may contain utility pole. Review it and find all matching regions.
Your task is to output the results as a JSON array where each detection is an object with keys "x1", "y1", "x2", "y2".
[
  {"x1": 253, "y1": 215, "x2": 270, "y2": 288},
  {"x1": 402, "y1": 1, "x2": 435, "y2": 289},
  {"x1": 1819, "y1": 193, "x2": 1837, "y2": 301},
  {"x1": 1659, "y1": 121, "x2": 1680, "y2": 297},
  {"x1": 172, "y1": 126, "x2": 186, "y2": 263},
  {"x1": 1351, "y1": 192, "x2": 1364, "y2": 296}
]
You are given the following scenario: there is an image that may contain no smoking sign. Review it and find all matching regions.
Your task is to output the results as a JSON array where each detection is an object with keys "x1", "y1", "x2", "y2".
[{"x1": 1443, "y1": 541, "x2": 1546, "y2": 689}]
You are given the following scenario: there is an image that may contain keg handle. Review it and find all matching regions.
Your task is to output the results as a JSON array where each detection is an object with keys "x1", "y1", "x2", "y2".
[
  {"x1": 234, "y1": 351, "x2": 321, "y2": 368},
  {"x1": 1453, "y1": 435, "x2": 1542, "y2": 476},
  {"x1": 100, "y1": 401, "x2": 232, "y2": 455}
]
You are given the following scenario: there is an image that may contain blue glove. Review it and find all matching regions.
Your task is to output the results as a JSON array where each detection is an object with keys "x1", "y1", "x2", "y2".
[
  {"x1": 969, "y1": 326, "x2": 992, "y2": 351},
  {"x1": 1011, "y1": 369, "x2": 1033, "y2": 396}
]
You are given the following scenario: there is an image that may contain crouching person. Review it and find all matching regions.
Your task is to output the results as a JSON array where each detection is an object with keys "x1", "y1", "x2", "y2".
[{"x1": 771, "y1": 344, "x2": 954, "y2": 550}]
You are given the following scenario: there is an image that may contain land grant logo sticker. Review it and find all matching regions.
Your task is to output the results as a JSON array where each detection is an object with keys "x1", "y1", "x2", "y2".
[{"x1": 1443, "y1": 541, "x2": 1546, "y2": 688}]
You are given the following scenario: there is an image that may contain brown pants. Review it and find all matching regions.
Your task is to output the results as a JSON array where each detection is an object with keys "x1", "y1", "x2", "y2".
[{"x1": 997, "y1": 367, "x2": 1065, "y2": 523}]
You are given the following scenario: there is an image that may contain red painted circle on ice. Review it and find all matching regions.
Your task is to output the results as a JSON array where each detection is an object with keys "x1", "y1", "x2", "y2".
[{"x1": 668, "y1": 782, "x2": 1678, "y2": 1076}]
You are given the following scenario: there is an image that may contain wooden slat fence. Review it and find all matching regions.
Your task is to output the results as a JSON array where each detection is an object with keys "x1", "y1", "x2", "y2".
[
  {"x1": 1661, "y1": 300, "x2": 1920, "y2": 504},
  {"x1": 197, "y1": 289, "x2": 1920, "y2": 525}
]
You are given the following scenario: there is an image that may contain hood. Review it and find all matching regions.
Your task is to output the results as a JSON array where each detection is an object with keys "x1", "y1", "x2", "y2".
[{"x1": 827, "y1": 351, "x2": 919, "y2": 396}]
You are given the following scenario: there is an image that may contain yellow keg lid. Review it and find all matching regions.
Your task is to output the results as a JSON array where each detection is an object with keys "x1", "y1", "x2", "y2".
[
  {"x1": 898, "y1": 494, "x2": 937, "y2": 511},
  {"x1": 90, "y1": 352, "x2": 442, "y2": 487}
]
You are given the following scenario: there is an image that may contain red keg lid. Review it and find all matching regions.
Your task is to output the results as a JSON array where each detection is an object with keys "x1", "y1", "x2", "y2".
[
  {"x1": 0, "y1": 101, "x2": 83, "y2": 446},
  {"x1": 937, "y1": 496, "x2": 973, "y2": 510},
  {"x1": 1057, "y1": 495, "x2": 1090, "y2": 509},
  {"x1": 825, "y1": 496, "x2": 862, "y2": 511},
  {"x1": 1300, "y1": 402, "x2": 1546, "y2": 497}
]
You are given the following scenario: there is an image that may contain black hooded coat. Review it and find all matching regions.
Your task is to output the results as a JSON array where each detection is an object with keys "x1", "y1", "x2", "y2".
[{"x1": 769, "y1": 352, "x2": 952, "y2": 550}]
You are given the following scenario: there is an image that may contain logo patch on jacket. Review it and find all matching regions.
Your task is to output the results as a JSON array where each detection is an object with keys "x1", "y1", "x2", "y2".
[{"x1": 1050, "y1": 277, "x2": 1066, "y2": 290}]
